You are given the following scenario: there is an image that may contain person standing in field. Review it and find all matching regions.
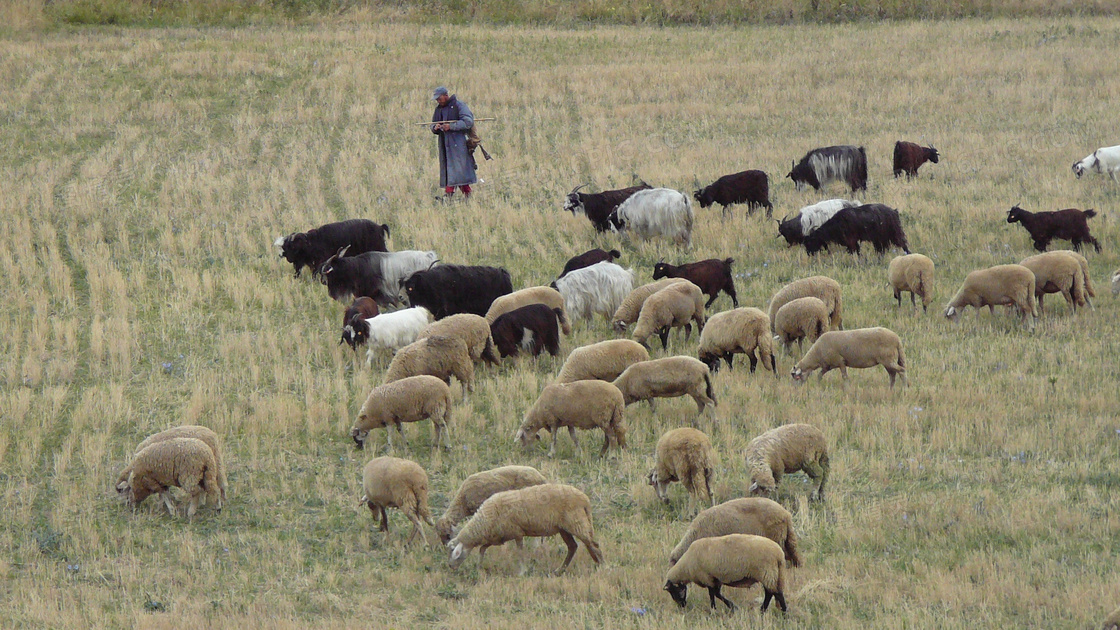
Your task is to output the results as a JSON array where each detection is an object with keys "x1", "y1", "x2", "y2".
[{"x1": 430, "y1": 86, "x2": 477, "y2": 199}]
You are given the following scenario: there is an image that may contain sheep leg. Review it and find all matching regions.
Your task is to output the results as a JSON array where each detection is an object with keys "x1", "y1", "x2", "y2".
[
  {"x1": 658, "y1": 328, "x2": 670, "y2": 350},
  {"x1": 395, "y1": 421, "x2": 408, "y2": 449},
  {"x1": 723, "y1": 352, "x2": 735, "y2": 370},
  {"x1": 805, "y1": 461, "x2": 826, "y2": 502},
  {"x1": 599, "y1": 429, "x2": 610, "y2": 458},
  {"x1": 548, "y1": 429, "x2": 559, "y2": 458},
  {"x1": 894, "y1": 288, "x2": 902, "y2": 307},
  {"x1": 379, "y1": 506, "x2": 390, "y2": 532},
  {"x1": 404, "y1": 512, "x2": 426, "y2": 546},
  {"x1": 555, "y1": 531, "x2": 579, "y2": 575},
  {"x1": 568, "y1": 426, "x2": 581, "y2": 456},
  {"x1": 160, "y1": 491, "x2": 177, "y2": 517},
  {"x1": 839, "y1": 365, "x2": 849, "y2": 380},
  {"x1": 683, "y1": 323, "x2": 692, "y2": 343},
  {"x1": 708, "y1": 583, "x2": 735, "y2": 611},
  {"x1": 747, "y1": 353, "x2": 757, "y2": 373}
]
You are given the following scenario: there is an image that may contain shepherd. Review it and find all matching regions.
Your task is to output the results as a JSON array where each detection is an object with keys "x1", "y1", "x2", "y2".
[{"x1": 430, "y1": 86, "x2": 477, "y2": 200}]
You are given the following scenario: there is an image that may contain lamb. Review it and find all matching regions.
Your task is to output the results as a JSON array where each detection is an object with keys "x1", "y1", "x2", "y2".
[
  {"x1": 774, "y1": 297, "x2": 830, "y2": 355},
  {"x1": 484, "y1": 286, "x2": 572, "y2": 336},
  {"x1": 435, "y1": 465, "x2": 549, "y2": 545},
  {"x1": 416, "y1": 313, "x2": 500, "y2": 366},
  {"x1": 663, "y1": 534, "x2": 788, "y2": 613},
  {"x1": 557, "y1": 248, "x2": 621, "y2": 280},
  {"x1": 384, "y1": 335, "x2": 475, "y2": 394},
  {"x1": 116, "y1": 425, "x2": 227, "y2": 505},
  {"x1": 696, "y1": 307, "x2": 776, "y2": 375},
  {"x1": 668, "y1": 498, "x2": 800, "y2": 568},
  {"x1": 766, "y1": 275, "x2": 843, "y2": 332},
  {"x1": 447, "y1": 483, "x2": 604, "y2": 574},
  {"x1": 1102, "y1": 605, "x2": 1120, "y2": 630},
  {"x1": 1006, "y1": 205, "x2": 1101, "y2": 253},
  {"x1": 360, "y1": 456, "x2": 433, "y2": 546},
  {"x1": 554, "y1": 339, "x2": 650, "y2": 384},
  {"x1": 647, "y1": 428, "x2": 715, "y2": 513},
  {"x1": 350, "y1": 375, "x2": 453, "y2": 450},
  {"x1": 888, "y1": 253, "x2": 935, "y2": 312},
  {"x1": 610, "y1": 278, "x2": 688, "y2": 333},
  {"x1": 339, "y1": 297, "x2": 380, "y2": 349},
  {"x1": 515, "y1": 380, "x2": 627, "y2": 457},
  {"x1": 1072, "y1": 144, "x2": 1120, "y2": 180},
  {"x1": 607, "y1": 187, "x2": 695, "y2": 247},
  {"x1": 348, "y1": 307, "x2": 432, "y2": 365},
  {"x1": 123, "y1": 437, "x2": 222, "y2": 520},
  {"x1": 744, "y1": 423, "x2": 829, "y2": 502},
  {"x1": 944, "y1": 264, "x2": 1038, "y2": 330},
  {"x1": 1019, "y1": 251, "x2": 1092, "y2": 314},
  {"x1": 631, "y1": 281, "x2": 706, "y2": 350},
  {"x1": 791, "y1": 327, "x2": 908, "y2": 388},
  {"x1": 612, "y1": 356, "x2": 717, "y2": 416},
  {"x1": 551, "y1": 261, "x2": 635, "y2": 323}
]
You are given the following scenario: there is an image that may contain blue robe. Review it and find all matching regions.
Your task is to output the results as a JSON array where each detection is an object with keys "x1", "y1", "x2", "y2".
[{"x1": 432, "y1": 95, "x2": 478, "y2": 187}]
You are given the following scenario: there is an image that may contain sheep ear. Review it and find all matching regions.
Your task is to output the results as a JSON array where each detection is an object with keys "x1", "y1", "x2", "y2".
[
  {"x1": 451, "y1": 543, "x2": 464, "y2": 560},
  {"x1": 749, "y1": 481, "x2": 759, "y2": 493}
]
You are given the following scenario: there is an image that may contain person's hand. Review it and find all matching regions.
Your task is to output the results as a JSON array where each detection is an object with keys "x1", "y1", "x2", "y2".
[{"x1": 439, "y1": 123, "x2": 451, "y2": 132}]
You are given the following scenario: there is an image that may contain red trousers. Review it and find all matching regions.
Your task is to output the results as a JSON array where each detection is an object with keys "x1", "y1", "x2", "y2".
[{"x1": 444, "y1": 185, "x2": 471, "y2": 196}]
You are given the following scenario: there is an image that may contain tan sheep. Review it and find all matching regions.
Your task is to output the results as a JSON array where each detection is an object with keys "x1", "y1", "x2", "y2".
[
  {"x1": 744, "y1": 423, "x2": 829, "y2": 502},
  {"x1": 485, "y1": 286, "x2": 572, "y2": 336},
  {"x1": 792, "y1": 327, "x2": 908, "y2": 388},
  {"x1": 124, "y1": 437, "x2": 222, "y2": 521},
  {"x1": 647, "y1": 428, "x2": 715, "y2": 513},
  {"x1": 116, "y1": 425, "x2": 227, "y2": 505},
  {"x1": 1019, "y1": 251, "x2": 1090, "y2": 313},
  {"x1": 668, "y1": 498, "x2": 800, "y2": 568},
  {"x1": 664, "y1": 534, "x2": 788, "y2": 613},
  {"x1": 554, "y1": 339, "x2": 649, "y2": 384},
  {"x1": 384, "y1": 335, "x2": 474, "y2": 394},
  {"x1": 766, "y1": 275, "x2": 843, "y2": 332},
  {"x1": 696, "y1": 307, "x2": 776, "y2": 375},
  {"x1": 632, "y1": 281, "x2": 706, "y2": 350},
  {"x1": 350, "y1": 375, "x2": 453, "y2": 450},
  {"x1": 888, "y1": 253, "x2": 935, "y2": 312},
  {"x1": 1102, "y1": 605, "x2": 1120, "y2": 630},
  {"x1": 435, "y1": 465, "x2": 549, "y2": 544},
  {"x1": 447, "y1": 483, "x2": 603, "y2": 574},
  {"x1": 774, "y1": 297, "x2": 830, "y2": 356},
  {"x1": 416, "y1": 314, "x2": 500, "y2": 365},
  {"x1": 612, "y1": 356, "x2": 717, "y2": 416},
  {"x1": 360, "y1": 456, "x2": 433, "y2": 546},
  {"x1": 610, "y1": 278, "x2": 688, "y2": 333},
  {"x1": 515, "y1": 380, "x2": 627, "y2": 457},
  {"x1": 944, "y1": 263, "x2": 1038, "y2": 330}
]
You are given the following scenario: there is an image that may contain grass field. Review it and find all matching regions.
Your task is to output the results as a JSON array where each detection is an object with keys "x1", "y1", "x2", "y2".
[{"x1": 2, "y1": 17, "x2": 1119, "y2": 629}]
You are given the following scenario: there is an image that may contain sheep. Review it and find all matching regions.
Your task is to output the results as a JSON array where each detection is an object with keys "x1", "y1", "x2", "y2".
[
  {"x1": 652, "y1": 258, "x2": 738, "y2": 308},
  {"x1": 554, "y1": 339, "x2": 650, "y2": 384},
  {"x1": 766, "y1": 275, "x2": 843, "y2": 332},
  {"x1": 1112, "y1": 269, "x2": 1120, "y2": 296},
  {"x1": 416, "y1": 313, "x2": 500, "y2": 366},
  {"x1": 484, "y1": 286, "x2": 572, "y2": 336},
  {"x1": 612, "y1": 356, "x2": 716, "y2": 416},
  {"x1": 696, "y1": 307, "x2": 776, "y2": 376},
  {"x1": 116, "y1": 425, "x2": 227, "y2": 506},
  {"x1": 1102, "y1": 605, "x2": 1120, "y2": 630},
  {"x1": 515, "y1": 380, "x2": 627, "y2": 457},
  {"x1": 123, "y1": 437, "x2": 222, "y2": 521},
  {"x1": 360, "y1": 456, "x2": 433, "y2": 546},
  {"x1": 384, "y1": 335, "x2": 475, "y2": 394},
  {"x1": 447, "y1": 483, "x2": 604, "y2": 574},
  {"x1": 791, "y1": 327, "x2": 908, "y2": 388},
  {"x1": 339, "y1": 297, "x2": 380, "y2": 349},
  {"x1": 557, "y1": 248, "x2": 621, "y2": 280},
  {"x1": 551, "y1": 261, "x2": 635, "y2": 323},
  {"x1": 1019, "y1": 251, "x2": 1092, "y2": 314},
  {"x1": 668, "y1": 498, "x2": 800, "y2": 568},
  {"x1": 351, "y1": 307, "x2": 433, "y2": 365},
  {"x1": 944, "y1": 264, "x2": 1038, "y2": 330},
  {"x1": 607, "y1": 188, "x2": 695, "y2": 247},
  {"x1": 888, "y1": 253, "x2": 935, "y2": 312},
  {"x1": 1007, "y1": 205, "x2": 1101, "y2": 253},
  {"x1": 1072, "y1": 144, "x2": 1120, "y2": 180},
  {"x1": 663, "y1": 534, "x2": 788, "y2": 613},
  {"x1": 774, "y1": 297, "x2": 830, "y2": 355},
  {"x1": 435, "y1": 465, "x2": 549, "y2": 545},
  {"x1": 350, "y1": 375, "x2": 453, "y2": 451},
  {"x1": 610, "y1": 278, "x2": 688, "y2": 333},
  {"x1": 647, "y1": 428, "x2": 715, "y2": 513},
  {"x1": 631, "y1": 281, "x2": 706, "y2": 350},
  {"x1": 744, "y1": 423, "x2": 829, "y2": 502},
  {"x1": 776, "y1": 199, "x2": 861, "y2": 247}
]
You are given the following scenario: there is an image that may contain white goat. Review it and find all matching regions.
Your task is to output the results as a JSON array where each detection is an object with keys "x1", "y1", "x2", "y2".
[
  {"x1": 552, "y1": 261, "x2": 634, "y2": 322},
  {"x1": 798, "y1": 199, "x2": 861, "y2": 236},
  {"x1": 352, "y1": 307, "x2": 434, "y2": 365},
  {"x1": 1072, "y1": 145, "x2": 1120, "y2": 180},
  {"x1": 609, "y1": 188, "x2": 695, "y2": 247}
]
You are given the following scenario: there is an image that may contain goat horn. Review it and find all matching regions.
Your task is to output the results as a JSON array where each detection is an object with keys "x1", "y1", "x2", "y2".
[{"x1": 570, "y1": 184, "x2": 588, "y2": 195}]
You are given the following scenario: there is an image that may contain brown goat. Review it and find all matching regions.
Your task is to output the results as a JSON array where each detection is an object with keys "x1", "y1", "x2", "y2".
[
  {"x1": 652, "y1": 258, "x2": 738, "y2": 308},
  {"x1": 1006, "y1": 206, "x2": 1101, "y2": 253}
]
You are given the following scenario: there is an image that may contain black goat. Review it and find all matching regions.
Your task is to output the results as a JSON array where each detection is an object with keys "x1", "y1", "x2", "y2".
[
  {"x1": 275, "y1": 219, "x2": 389, "y2": 278},
  {"x1": 563, "y1": 182, "x2": 652, "y2": 232},
  {"x1": 652, "y1": 258, "x2": 738, "y2": 308},
  {"x1": 693, "y1": 170, "x2": 772, "y2": 217},
  {"x1": 490, "y1": 304, "x2": 562, "y2": 358},
  {"x1": 803, "y1": 204, "x2": 910, "y2": 256},
  {"x1": 558, "y1": 248, "x2": 621, "y2": 280},
  {"x1": 1007, "y1": 205, "x2": 1101, "y2": 253},
  {"x1": 401, "y1": 264, "x2": 513, "y2": 319}
]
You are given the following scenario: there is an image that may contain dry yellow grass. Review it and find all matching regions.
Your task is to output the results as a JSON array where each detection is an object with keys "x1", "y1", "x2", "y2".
[{"x1": 1, "y1": 17, "x2": 1119, "y2": 629}]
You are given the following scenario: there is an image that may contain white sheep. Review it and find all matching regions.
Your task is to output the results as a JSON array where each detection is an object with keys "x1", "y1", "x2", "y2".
[
  {"x1": 648, "y1": 428, "x2": 715, "y2": 513},
  {"x1": 744, "y1": 423, "x2": 829, "y2": 501},
  {"x1": 697, "y1": 307, "x2": 776, "y2": 375},
  {"x1": 1072, "y1": 145, "x2": 1120, "y2": 180},
  {"x1": 124, "y1": 437, "x2": 222, "y2": 520},
  {"x1": 360, "y1": 456, "x2": 433, "y2": 546},
  {"x1": 609, "y1": 187, "x2": 695, "y2": 247},
  {"x1": 1019, "y1": 251, "x2": 1091, "y2": 313},
  {"x1": 362, "y1": 250, "x2": 439, "y2": 306},
  {"x1": 116, "y1": 425, "x2": 227, "y2": 505},
  {"x1": 355, "y1": 307, "x2": 434, "y2": 366},
  {"x1": 774, "y1": 297, "x2": 830, "y2": 355},
  {"x1": 552, "y1": 261, "x2": 635, "y2": 323},
  {"x1": 350, "y1": 375, "x2": 453, "y2": 450},
  {"x1": 631, "y1": 281, "x2": 706, "y2": 350},
  {"x1": 612, "y1": 356, "x2": 717, "y2": 416},
  {"x1": 384, "y1": 335, "x2": 474, "y2": 394},
  {"x1": 668, "y1": 498, "x2": 800, "y2": 568},
  {"x1": 663, "y1": 534, "x2": 788, "y2": 613},
  {"x1": 554, "y1": 339, "x2": 650, "y2": 384},
  {"x1": 416, "y1": 313, "x2": 499, "y2": 365},
  {"x1": 447, "y1": 483, "x2": 604, "y2": 574},
  {"x1": 515, "y1": 380, "x2": 627, "y2": 458},
  {"x1": 436, "y1": 465, "x2": 549, "y2": 545},
  {"x1": 610, "y1": 278, "x2": 689, "y2": 333},
  {"x1": 792, "y1": 327, "x2": 908, "y2": 388},
  {"x1": 798, "y1": 198, "x2": 860, "y2": 235},
  {"x1": 484, "y1": 286, "x2": 572, "y2": 336},
  {"x1": 766, "y1": 275, "x2": 843, "y2": 332},
  {"x1": 888, "y1": 253, "x2": 935, "y2": 312},
  {"x1": 944, "y1": 264, "x2": 1038, "y2": 330}
]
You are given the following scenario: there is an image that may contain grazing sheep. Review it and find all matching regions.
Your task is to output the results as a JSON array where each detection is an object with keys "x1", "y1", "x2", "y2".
[
  {"x1": 648, "y1": 428, "x2": 715, "y2": 513},
  {"x1": 557, "y1": 248, "x2": 621, "y2": 280},
  {"x1": 652, "y1": 258, "x2": 738, "y2": 308},
  {"x1": 745, "y1": 423, "x2": 829, "y2": 502},
  {"x1": 777, "y1": 199, "x2": 861, "y2": 247},
  {"x1": 515, "y1": 380, "x2": 627, "y2": 457},
  {"x1": 447, "y1": 483, "x2": 604, "y2": 574},
  {"x1": 612, "y1": 356, "x2": 717, "y2": 416},
  {"x1": 1007, "y1": 205, "x2": 1101, "y2": 253},
  {"x1": 436, "y1": 466, "x2": 549, "y2": 545},
  {"x1": 607, "y1": 188, "x2": 695, "y2": 247},
  {"x1": 352, "y1": 307, "x2": 434, "y2": 365},
  {"x1": 774, "y1": 297, "x2": 830, "y2": 356},
  {"x1": 361, "y1": 456, "x2": 433, "y2": 546},
  {"x1": 1019, "y1": 251, "x2": 1090, "y2": 313},
  {"x1": 554, "y1": 339, "x2": 650, "y2": 384},
  {"x1": 1112, "y1": 269, "x2": 1120, "y2": 296},
  {"x1": 893, "y1": 141, "x2": 939, "y2": 179},
  {"x1": 696, "y1": 307, "x2": 776, "y2": 375},
  {"x1": 384, "y1": 335, "x2": 475, "y2": 393},
  {"x1": 792, "y1": 327, "x2": 908, "y2": 388},
  {"x1": 416, "y1": 313, "x2": 500, "y2": 366},
  {"x1": 124, "y1": 437, "x2": 222, "y2": 520},
  {"x1": 610, "y1": 278, "x2": 689, "y2": 333},
  {"x1": 1102, "y1": 605, "x2": 1120, "y2": 630},
  {"x1": 485, "y1": 286, "x2": 572, "y2": 336},
  {"x1": 632, "y1": 281, "x2": 706, "y2": 350},
  {"x1": 664, "y1": 534, "x2": 788, "y2": 613},
  {"x1": 339, "y1": 297, "x2": 380, "y2": 349},
  {"x1": 888, "y1": 254, "x2": 935, "y2": 312},
  {"x1": 552, "y1": 261, "x2": 635, "y2": 323},
  {"x1": 350, "y1": 376, "x2": 453, "y2": 450},
  {"x1": 944, "y1": 264, "x2": 1038, "y2": 330},
  {"x1": 490, "y1": 304, "x2": 563, "y2": 359},
  {"x1": 1072, "y1": 145, "x2": 1120, "y2": 180},
  {"x1": 116, "y1": 425, "x2": 227, "y2": 505},
  {"x1": 668, "y1": 498, "x2": 800, "y2": 568},
  {"x1": 767, "y1": 276, "x2": 843, "y2": 332}
]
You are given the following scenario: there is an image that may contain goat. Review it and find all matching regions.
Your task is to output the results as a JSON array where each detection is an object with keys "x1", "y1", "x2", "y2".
[
  {"x1": 652, "y1": 258, "x2": 738, "y2": 309},
  {"x1": 1072, "y1": 145, "x2": 1120, "y2": 180},
  {"x1": 776, "y1": 199, "x2": 860, "y2": 247},
  {"x1": 787, "y1": 145, "x2": 867, "y2": 192},
  {"x1": 893, "y1": 141, "x2": 939, "y2": 178},
  {"x1": 607, "y1": 188, "x2": 695, "y2": 247},
  {"x1": 1006, "y1": 205, "x2": 1101, "y2": 253},
  {"x1": 401, "y1": 264, "x2": 513, "y2": 319},
  {"x1": 693, "y1": 170, "x2": 772, "y2": 217},
  {"x1": 340, "y1": 297, "x2": 381, "y2": 349},
  {"x1": 320, "y1": 247, "x2": 389, "y2": 304},
  {"x1": 274, "y1": 219, "x2": 389, "y2": 279},
  {"x1": 563, "y1": 182, "x2": 652, "y2": 232},
  {"x1": 490, "y1": 304, "x2": 562, "y2": 358},
  {"x1": 803, "y1": 204, "x2": 910, "y2": 256},
  {"x1": 558, "y1": 249, "x2": 621, "y2": 281}
]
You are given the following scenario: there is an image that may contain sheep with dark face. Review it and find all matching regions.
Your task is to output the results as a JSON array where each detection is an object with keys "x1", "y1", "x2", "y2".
[
  {"x1": 693, "y1": 170, "x2": 772, "y2": 217},
  {"x1": 802, "y1": 204, "x2": 910, "y2": 256},
  {"x1": 893, "y1": 141, "x2": 940, "y2": 178},
  {"x1": 1006, "y1": 205, "x2": 1101, "y2": 253},
  {"x1": 274, "y1": 219, "x2": 389, "y2": 279},
  {"x1": 563, "y1": 182, "x2": 652, "y2": 232},
  {"x1": 786, "y1": 145, "x2": 867, "y2": 192},
  {"x1": 652, "y1": 258, "x2": 737, "y2": 309}
]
